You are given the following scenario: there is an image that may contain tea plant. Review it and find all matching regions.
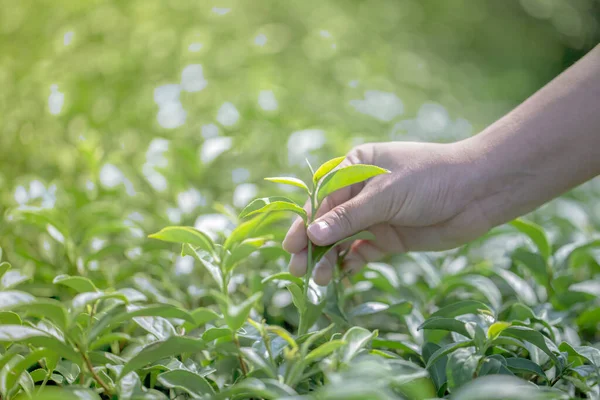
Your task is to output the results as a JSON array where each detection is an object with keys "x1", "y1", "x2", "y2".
[{"x1": 0, "y1": 156, "x2": 598, "y2": 400}]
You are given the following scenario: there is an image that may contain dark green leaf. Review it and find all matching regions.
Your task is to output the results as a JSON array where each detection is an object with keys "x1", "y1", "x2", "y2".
[
  {"x1": 425, "y1": 340, "x2": 474, "y2": 369},
  {"x1": 419, "y1": 317, "x2": 471, "y2": 338},
  {"x1": 505, "y1": 357, "x2": 547, "y2": 379},
  {"x1": 431, "y1": 300, "x2": 493, "y2": 319},
  {"x1": 500, "y1": 326, "x2": 559, "y2": 364},
  {"x1": 202, "y1": 327, "x2": 232, "y2": 341},
  {"x1": 446, "y1": 348, "x2": 480, "y2": 390},
  {"x1": 120, "y1": 336, "x2": 205, "y2": 378},
  {"x1": 512, "y1": 249, "x2": 548, "y2": 287},
  {"x1": 0, "y1": 325, "x2": 81, "y2": 364},
  {"x1": 510, "y1": 219, "x2": 551, "y2": 260},
  {"x1": 148, "y1": 226, "x2": 214, "y2": 254},
  {"x1": 212, "y1": 291, "x2": 262, "y2": 331},
  {"x1": 182, "y1": 308, "x2": 221, "y2": 332},
  {"x1": 157, "y1": 369, "x2": 215, "y2": 397}
]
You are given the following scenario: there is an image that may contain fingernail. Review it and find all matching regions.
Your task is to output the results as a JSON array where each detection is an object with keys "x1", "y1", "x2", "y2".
[{"x1": 308, "y1": 220, "x2": 330, "y2": 242}]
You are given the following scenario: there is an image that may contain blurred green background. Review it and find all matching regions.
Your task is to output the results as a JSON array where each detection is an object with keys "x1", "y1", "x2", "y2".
[{"x1": 1, "y1": 0, "x2": 599, "y2": 268}]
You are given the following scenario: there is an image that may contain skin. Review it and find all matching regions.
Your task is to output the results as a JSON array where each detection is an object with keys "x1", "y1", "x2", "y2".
[{"x1": 283, "y1": 44, "x2": 600, "y2": 286}]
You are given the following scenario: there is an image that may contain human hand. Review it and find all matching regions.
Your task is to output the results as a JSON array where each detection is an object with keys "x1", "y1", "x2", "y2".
[{"x1": 282, "y1": 141, "x2": 492, "y2": 286}]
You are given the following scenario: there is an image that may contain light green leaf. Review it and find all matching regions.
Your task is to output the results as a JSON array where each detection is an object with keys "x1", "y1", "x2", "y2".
[
  {"x1": 239, "y1": 197, "x2": 307, "y2": 222},
  {"x1": 3, "y1": 348, "x2": 54, "y2": 394},
  {"x1": 305, "y1": 339, "x2": 346, "y2": 363},
  {"x1": 487, "y1": 322, "x2": 512, "y2": 340},
  {"x1": 182, "y1": 308, "x2": 221, "y2": 332},
  {"x1": 0, "y1": 291, "x2": 35, "y2": 310},
  {"x1": 1, "y1": 269, "x2": 30, "y2": 289},
  {"x1": 182, "y1": 244, "x2": 223, "y2": 290},
  {"x1": 0, "y1": 312, "x2": 21, "y2": 325},
  {"x1": 225, "y1": 237, "x2": 268, "y2": 270},
  {"x1": 71, "y1": 291, "x2": 128, "y2": 316},
  {"x1": 211, "y1": 291, "x2": 262, "y2": 331},
  {"x1": 120, "y1": 336, "x2": 205, "y2": 378},
  {"x1": 338, "y1": 326, "x2": 376, "y2": 364},
  {"x1": 240, "y1": 348, "x2": 276, "y2": 379},
  {"x1": 0, "y1": 262, "x2": 10, "y2": 279},
  {"x1": 133, "y1": 316, "x2": 176, "y2": 340},
  {"x1": 510, "y1": 219, "x2": 551, "y2": 260},
  {"x1": 446, "y1": 348, "x2": 480, "y2": 390},
  {"x1": 312, "y1": 231, "x2": 376, "y2": 263},
  {"x1": 264, "y1": 177, "x2": 309, "y2": 192},
  {"x1": 425, "y1": 340, "x2": 474, "y2": 369},
  {"x1": 157, "y1": 369, "x2": 215, "y2": 397},
  {"x1": 0, "y1": 325, "x2": 81, "y2": 364},
  {"x1": 148, "y1": 226, "x2": 214, "y2": 254},
  {"x1": 53, "y1": 274, "x2": 98, "y2": 293},
  {"x1": 202, "y1": 327, "x2": 232, "y2": 341},
  {"x1": 313, "y1": 156, "x2": 346, "y2": 184},
  {"x1": 316, "y1": 164, "x2": 389, "y2": 203},
  {"x1": 261, "y1": 272, "x2": 304, "y2": 287},
  {"x1": 89, "y1": 332, "x2": 132, "y2": 351}
]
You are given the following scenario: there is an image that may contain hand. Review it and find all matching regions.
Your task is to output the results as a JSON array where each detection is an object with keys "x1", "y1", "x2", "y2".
[{"x1": 282, "y1": 141, "x2": 492, "y2": 286}]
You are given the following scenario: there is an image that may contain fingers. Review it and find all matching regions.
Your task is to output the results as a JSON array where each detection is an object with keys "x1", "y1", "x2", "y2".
[
  {"x1": 288, "y1": 250, "x2": 307, "y2": 277},
  {"x1": 307, "y1": 191, "x2": 382, "y2": 246},
  {"x1": 282, "y1": 188, "x2": 352, "y2": 254},
  {"x1": 313, "y1": 250, "x2": 336, "y2": 286}
]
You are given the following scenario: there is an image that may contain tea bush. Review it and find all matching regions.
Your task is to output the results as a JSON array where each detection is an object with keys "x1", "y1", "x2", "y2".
[
  {"x1": 1, "y1": 0, "x2": 600, "y2": 399},
  {"x1": 1, "y1": 155, "x2": 599, "y2": 399}
]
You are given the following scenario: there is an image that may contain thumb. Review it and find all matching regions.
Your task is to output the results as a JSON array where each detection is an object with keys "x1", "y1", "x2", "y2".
[{"x1": 307, "y1": 193, "x2": 378, "y2": 246}]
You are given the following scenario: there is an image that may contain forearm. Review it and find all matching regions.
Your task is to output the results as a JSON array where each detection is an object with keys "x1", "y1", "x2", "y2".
[{"x1": 464, "y1": 45, "x2": 600, "y2": 228}]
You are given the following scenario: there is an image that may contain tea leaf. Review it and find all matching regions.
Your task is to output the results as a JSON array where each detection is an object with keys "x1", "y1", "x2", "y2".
[
  {"x1": 240, "y1": 196, "x2": 307, "y2": 222},
  {"x1": 182, "y1": 308, "x2": 221, "y2": 331},
  {"x1": 446, "y1": 348, "x2": 480, "y2": 390},
  {"x1": 53, "y1": 274, "x2": 98, "y2": 293},
  {"x1": 0, "y1": 325, "x2": 81, "y2": 364},
  {"x1": 261, "y1": 272, "x2": 304, "y2": 287},
  {"x1": 510, "y1": 219, "x2": 551, "y2": 260},
  {"x1": 0, "y1": 262, "x2": 10, "y2": 279},
  {"x1": 305, "y1": 339, "x2": 346, "y2": 363},
  {"x1": 157, "y1": 369, "x2": 215, "y2": 396},
  {"x1": 425, "y1": 340, "x2": 474, "y2": 369},
  {"x1": 212, "y1": 291, "x2": 262, "y2": 331},
  {"x1": 431, "y1": 300, "x2": 494, "y2": 319},
  {"x1": 120, "y1": 337, "x2": 206, "y2": 378},
  {"x1": 419, "y1": 317, "x2": 471, "y2": 338},
  {"x1": 487, "y1": 322, "x2": 512, "y2": 340},
  {"x1": 338, "y1": 326, "x2": 376, "y2": 364},
  {"x1": 316, "y1": 164, "x2": 389, "y2": 203},
  {"x1": 182, "y1": 244, "x2": 224, "y2": 290},
  {"x1": 149, "y1": 226, "x2": 214, "y2": 254},
  {"x1": 500, "y1": 326, "x2": 559, "y2": 364},
  {"x1": 313, "y1": 156, "x2": 345, "y2": 184},
  {"x1": 505, "y1": 357, "x2": 547, "y2": 379},
  {"x1": 512, "y1": 249, "x2": 548, "y2": 287},
  {"x1": 264, "y1": 177, "x2": 309, "y2": 192},
  {"x1": 202, "y1": 327, "x2": 232, "y2": 341}
]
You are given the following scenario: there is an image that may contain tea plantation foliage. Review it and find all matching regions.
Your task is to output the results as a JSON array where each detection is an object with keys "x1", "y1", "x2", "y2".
[{"x1": 1, "y1": 0, "x2": 600, "y2": 399}]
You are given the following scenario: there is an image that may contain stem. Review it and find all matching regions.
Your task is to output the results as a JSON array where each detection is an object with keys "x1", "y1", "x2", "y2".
[
  {"x1": 299, "y1": 194, "x2": 317, "y2": 335},
  {"x1": 233, "y1": 333, "x2": 248, "y2": 376},
  {"x1": 77, "y1": 344, "x2": 112, "y2": 395}
]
